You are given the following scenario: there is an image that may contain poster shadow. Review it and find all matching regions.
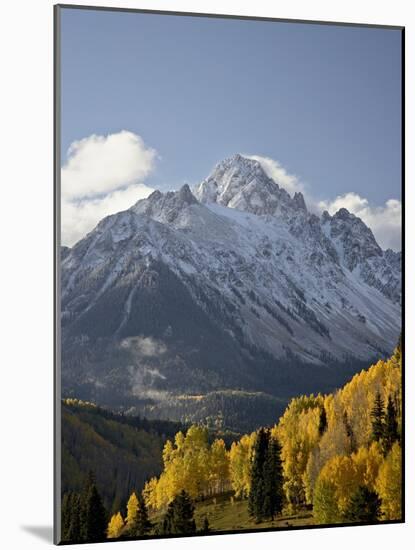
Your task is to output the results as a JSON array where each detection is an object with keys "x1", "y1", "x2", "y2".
[{"x1": 21, "y1": 525, "x2": 53, "y2": 543}]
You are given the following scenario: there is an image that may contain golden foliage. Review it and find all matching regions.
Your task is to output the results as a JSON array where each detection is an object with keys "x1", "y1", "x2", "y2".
[
  {"x1": 313, "y1": 479, "x2": 342, "y2": 524},
  {"x1": 143, "y1": 425, "x2": 231, "y2": 510},
  {"x1": 141, "y1": 345, "x2": 402, "y2": 523},
  {"x1": 375, "y1": 442, "x2": 402, "y2": 520},
  {"x1": 126, "y1": 492, "x2": 139, "y2": 528},
  {"x1": 229, "y1": 433, "x2": 256, "y2": 498},
  {"x1": 273, "y1": 394, "x2": 323, "y2": 506},
  {"x1": 317, "y1": 455, "x2": 361, "y2": 513},
  {"x1": 273, "y1": 345, "x2": 402, "y2": 515},
  {"x1": 107, "y1": 512, "x2": 124, "y2": 539}
]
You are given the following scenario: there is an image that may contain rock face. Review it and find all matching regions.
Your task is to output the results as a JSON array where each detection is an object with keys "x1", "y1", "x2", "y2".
[
  {"x1": 320, "y1": 208, "x2": 400, "y2": 304},
  {"x1": 60, "y1": 154, "x2": 401, "y2": 427},
  {"x1": 194, "y1": 154, "x2": 302, "y2": 217}
]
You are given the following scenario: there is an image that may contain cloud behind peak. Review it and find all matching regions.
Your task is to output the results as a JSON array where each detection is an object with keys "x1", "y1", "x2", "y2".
[{"x1": 245, "y1": 154, "x2": 401, "y2": 251}]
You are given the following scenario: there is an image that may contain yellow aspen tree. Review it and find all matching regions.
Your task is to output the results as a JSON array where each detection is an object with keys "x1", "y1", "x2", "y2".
[
  {"x1": 143, "y1": 477, "x2": 159, "y2": 511},
  {"x1": 276, "y1": 393, "x2": 323, "y2": 507},
  {"x1": 209, "y1": 439, "x2": 230, "y2": 494},
  {"x1": 351, "y1": 442, "x2": 383, "y2": 489},
  {"x1": 375, "y1": 442, "x2": 402, "y2": 520},
  {"x1": 229, "y1": 433, "x2": 255, "y2": 498},
  {"x1": 107, "y1": 512, "x2": 124, "y2": 539},
  {"x1": 154, "y1": 472, "x2": 170, "y2": 509},
  {"x1": 162, "y1": 439, "x2": 175, "y2": 467},
  {"x1": 313, "y1": 478, "x2": 341, "y2": 524},
  {"x1": 303, "y1": 446, "x2": 322, "y2": 505},
  {"x1": 126, "y1": 492, "x2": 139, "y2": 530},
  {"x1": 317, "y1": 455, "x2": 361, "y2": 515}
]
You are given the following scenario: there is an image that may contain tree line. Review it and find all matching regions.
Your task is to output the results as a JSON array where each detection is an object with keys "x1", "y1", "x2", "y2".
[
  {"x1": 62, "y1": 474, "x2": 205, "y2": 542},
  {"x1": 61, "y1": 341, "x2": 402, "y2": 541}
]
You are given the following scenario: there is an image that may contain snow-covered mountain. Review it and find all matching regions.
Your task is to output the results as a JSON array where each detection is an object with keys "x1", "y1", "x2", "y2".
[{"x1": 61, "y1": 154, "x2": 401, "y2": 427}]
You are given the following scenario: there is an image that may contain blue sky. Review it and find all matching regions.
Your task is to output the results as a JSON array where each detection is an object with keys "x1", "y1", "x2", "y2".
[{"x1": 59, "y1": 7, "x2": 402, "y2": 249}]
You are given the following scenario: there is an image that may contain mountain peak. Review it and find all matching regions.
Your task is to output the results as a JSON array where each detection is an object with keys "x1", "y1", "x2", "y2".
[
  {"x1": 324, "y1": 205, "x2": 383, "y2": 271},
  {"x1": 203, "y1": 154, "x2": 268, "y2": 188},
  {"x1": 131, "y1": 183, "x2": 198, "y2": 224},
  {"x1": 193, "y1": 154, "x2": 310, "y2": 219},
  {"x1": 229, "y1": 152, "x2": 244, "y2": 163},
  {"x1": 194, "y1": 156, "x2": 276, "y2": 213}
]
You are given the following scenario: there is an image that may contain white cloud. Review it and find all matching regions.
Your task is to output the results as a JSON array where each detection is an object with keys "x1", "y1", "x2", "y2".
[
  {"x1": 61, "y1": 131, "x2": 156, "y2": 246},
  {"x1": 318, "y1": 193, "x2": 401, "y2": 251},
  {"x1": 245, "y1": 155, "x2": 401, "y2": 251},
  {"x1": 62, "y1": 130, "x2": 156, "y2": 199},
  {"x1": 62, "y1": 183, "x2": 153, "y2": 246},
  {"x1": 245, "y1": 155, "x2": 305, "y2": 196}
]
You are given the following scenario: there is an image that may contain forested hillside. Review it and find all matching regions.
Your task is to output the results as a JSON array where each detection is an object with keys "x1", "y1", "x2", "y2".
[
  {"x1": 61, "y1": 343, "x2": 402, "y2": 542},
  {"x1": 61, "y1": 400, "x2": 184, "y2": 513},
  {"x1": 138, "y1": 342, "x2": 401, "y2": 522},
  {"x1": 272, "y1": 341, "x2": 402, "y2": 522},
  {"x1": 137, "y1": 390, "x2": 288, "y2": 434}
]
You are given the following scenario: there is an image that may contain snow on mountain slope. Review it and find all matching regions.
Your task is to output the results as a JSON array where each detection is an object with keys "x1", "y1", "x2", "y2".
[{"x1": 60, "y1": 154, "x2": 401, "y2": 417}]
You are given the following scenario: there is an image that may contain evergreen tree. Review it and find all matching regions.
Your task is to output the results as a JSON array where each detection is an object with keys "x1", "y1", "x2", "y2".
[
  {"x1": 79, "y1": 470, "x2": 94, "y2": 539},
  {"x1": 80, "y1": 472, "x2": 107, "y2": 542},
  {"x1": 383, "y1": 395, "x2": 399, "y2": 455},
  {"x1": 128, "y1": 493, "x2": 152, "y2": 536},
  {"x1": 159, "y1": 490, "x2": 196, "y2": 535},
  {"x1": 318, "y1": 406, "x2": 328, "y2": 437},
  {"x1": 172, "y1": 490, "x2": 196, "y2": 535},
  {"x1": 370, "y1": 392, "x2": 385, "y2": 442},
  {"x1": 248, "y1": 428, "x2": 269, "y2": 522},
  {"x1": 67, "y1": 493, "x2": 82, "y2": 542},
  {"x1": 62, "y1": 491, "x2": 82, "y2": 542},
  {"x1": 263, "y1": 436, "x2": 284, "y2": 520},
  {"x1": 200, "y1": 516, "x2": 210, "y2": 534},
  {"x1": 158, "y1": 505, "x2": 174, "y2": 536},
  {"x1": 342, "y1": 486, "x2": 382, "y2": 523}
]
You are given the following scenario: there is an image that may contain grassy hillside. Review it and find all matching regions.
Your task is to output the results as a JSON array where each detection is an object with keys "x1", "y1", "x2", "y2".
[
  {"x1": 150, "y1": 493, "x2": 314, "y2": 533},
  {"x1": 194, "y1": 495, "x2": 313, "y2": 531}
]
